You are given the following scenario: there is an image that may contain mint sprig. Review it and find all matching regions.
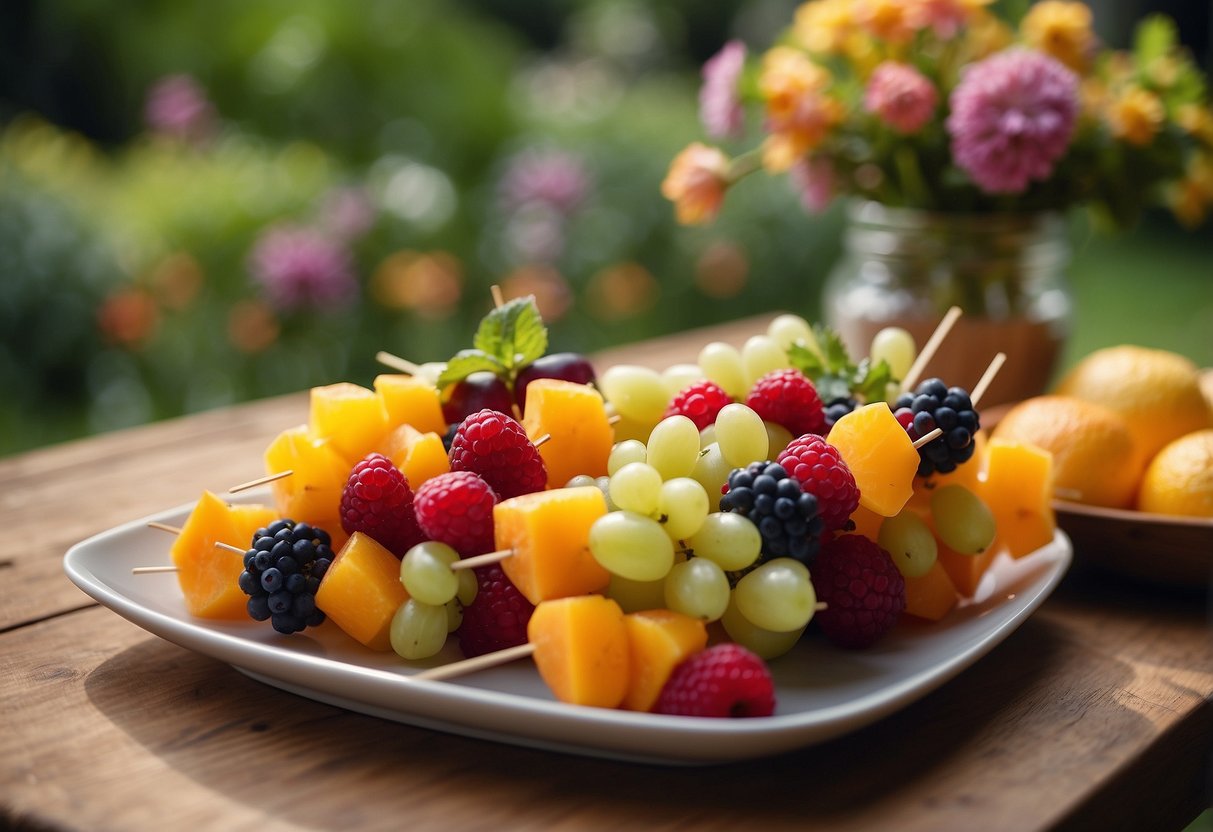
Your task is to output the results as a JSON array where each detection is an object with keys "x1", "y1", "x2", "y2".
[
  {"x1": 787, "y1": 325, "x2": 896, "y2": 404},
  {"x1": 437, "y1": 296, "x2": 548, "y2": 389}
]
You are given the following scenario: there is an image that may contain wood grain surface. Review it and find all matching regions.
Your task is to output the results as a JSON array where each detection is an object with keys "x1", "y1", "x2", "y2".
[{"x1": 2, "y1": 316, "x2": 1211, "y2": 831}]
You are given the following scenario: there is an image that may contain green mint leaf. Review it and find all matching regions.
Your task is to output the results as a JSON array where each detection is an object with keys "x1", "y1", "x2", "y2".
[
  {"x1": 436, "y1": 350, "x2": 505, "y2": 389},
  {"x1": 472, "y1": 296, "x2": 548, "y2": 372},
  {"x1": 812, "y1": 324, "x2": 852, "y2": 374},
  {"x1": 787, "y1": 342, "x2": 826, "y2": 377},
  {"x1": 854, "y1": 357, "x2": 895, "y2": 403}
]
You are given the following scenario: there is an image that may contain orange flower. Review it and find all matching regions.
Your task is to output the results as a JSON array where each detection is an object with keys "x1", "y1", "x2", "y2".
[
  {"x1": 1169, "y1": 155, "x2": 1213, "y2": 226},
  {"x1": 1178, "y1": 104, "x2": 1213, "y2": 146},
  {"x1": 96, "y1": 288, "x2": 158, "y2": 348},
  {"x1": 1021, "y1": 1, "x2": 1095, "y2": 73},
  {"x1": 227, "y1": 299, "x2": 280, "y2": 354},
  {"x1": 500, "y1": 264, "x2": 573, "y2": 323},
  {"x1": 695, "y1": 241, "x2": 750, "y2": 299},
  {"x1": 853, "y1": 0, "x2": 918, "y2": 45},
  {"x1": 1107, "y1": 86, "x2": 1165, "y2": 147},
  {"x1": 585, "y1": 262, "x2": 659, "y2": 320},
  {"x1": 661, "y1": 143, "x2": 731, "y2": 225},
  {"x1": 792, "y1": 0, "x2": 854, "y2": 55},
  {"x1": 759, "y1": 48, "x2": 843, "y2": 172},
  {"x1": 371, "y1": 250, "x2": 464, "y2": 318},
  {"x1": 148, "y1": 251, "x2": 204, "y2": 311}
]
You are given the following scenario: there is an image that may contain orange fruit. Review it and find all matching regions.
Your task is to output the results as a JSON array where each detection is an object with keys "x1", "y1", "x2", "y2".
[
  {"x1": 1200, "y1": 369, "x2": 1213, "y2": 413},
  {"x1": 1137, "y1": 429, "x2": 1213, "y2": 518},
  {"x1": 991, "y1": 395, "x2": 1146, "y2": 508},
  {"x1": 1054, "y1": 346, "x2": 1213, "y2": 462}
]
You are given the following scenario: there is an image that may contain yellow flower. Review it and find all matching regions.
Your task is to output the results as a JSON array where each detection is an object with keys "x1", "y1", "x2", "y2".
[
  {"x1": 1168, "y1": 160, "x2": 1213, "y2": 227},
  {"x1": 853, "y1": 0, "x2": 919, "y2": 45},
  {"x1": 757, "y1": 48, "x2": 843, "y2": 172},
  {"x1": 962, "y1": 8, "x2": 1014, "y2": 60},
  {"x1": 1178, "y1": 104, "x2": 1213, "y2": 146},
  {"x1": 1021, "y1": 1, "x2": 1095, "y2": 73},
  {"x1": 1106, "y1": 86, "x2": 1166, "y2": 147},
  {"x1": 661, "y1": 143, "x2": 732, "y2": 225},
  {"x1": 792, "y1": 0, "x2": 854, "y2": 55}
]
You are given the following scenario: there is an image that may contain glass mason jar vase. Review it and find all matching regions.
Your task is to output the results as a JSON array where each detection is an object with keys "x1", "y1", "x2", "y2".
[{"x1": 822, "y1": 200, "x2": 1073, "y2": 407}]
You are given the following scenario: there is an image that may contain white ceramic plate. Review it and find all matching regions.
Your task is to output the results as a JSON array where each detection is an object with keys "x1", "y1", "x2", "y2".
[{"x1": 64, "y1": 496, "x2": 1071, "y2": 765}]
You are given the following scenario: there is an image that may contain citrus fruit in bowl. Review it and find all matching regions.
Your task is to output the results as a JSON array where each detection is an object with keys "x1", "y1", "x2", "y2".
[{"x1": 1137, "y1": 429, "x2": 1213, "y2": 519}]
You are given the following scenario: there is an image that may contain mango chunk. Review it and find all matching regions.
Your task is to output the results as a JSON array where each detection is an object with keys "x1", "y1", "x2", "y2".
[
  {"x1": 314, "y1": 532, "x2": 408, "y2": 651},
  {"x1": 494, "y1": 486, "x2": 610, "y2": 605},
  {"x1": 380, "y1": 424, "x2": 450, "y2": 488},
  {"x1": 828, "y1": 403, "x2": 919, "y2": 517},
  {"x1": 902, "y1": 558, "x2": 959, "y2": 621},
  {"x1": 622, "y1": 609, "x2": 708, "y2": 712},
  {"x1": 528, "y1": 595, "x2": 630, "y2": 709},
  {"x1": 309, "y1": 382, "x2": 390, "y2": 464},
  {"x1": 523, "y1": 379, "x2": 613, "y2": 487},
  {"x1": 935, "y1": 538, "x2": 1000, "y2": 599},
  {"x1": 374, "y1": 374, "x2": 446, "y2": 435},
  {"x1": 264, "y1": 425, "x2": 349, "y2": 543},
  {"x1": 983, "y1": 438, "x2": 1056, "y2": 558},
  {"x1": 171, "y1": 492, "x2": 278, "y2": 619}
]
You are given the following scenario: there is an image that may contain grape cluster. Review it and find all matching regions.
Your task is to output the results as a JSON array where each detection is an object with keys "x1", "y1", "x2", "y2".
[
  {"x1": 239, "y1": 519, "x2": 333, "y2": 634},
  {"x1": 893, "y1": 379, "x2": 980, "y2": 477},
  {"x1": 720, "y1": 462, "x2": 824, "y2": 566}
]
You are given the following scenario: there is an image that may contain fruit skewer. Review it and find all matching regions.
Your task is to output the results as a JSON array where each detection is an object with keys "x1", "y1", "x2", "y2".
[{"x1": 900, "y1": 305, "x2": 962, "y2": 393}]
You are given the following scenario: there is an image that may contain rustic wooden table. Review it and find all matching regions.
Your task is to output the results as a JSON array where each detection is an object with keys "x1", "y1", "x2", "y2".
[{"x1": 3, "y1": 318, "x2": 1211, "y2": 831}]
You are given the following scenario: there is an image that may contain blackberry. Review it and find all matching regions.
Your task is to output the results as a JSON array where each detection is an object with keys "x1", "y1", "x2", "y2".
[
  {"x1": 719, "y1": 461, "x2": 825, "y2": 567},
  {"x1": 441, "y1": 421, "x2": 460, "y2": 453},
  {"x1": 823, "y1": 397, "x2": 858, "y2": 432},
  {"x1": 239, "y1": 518, "x2": 333, "y2": 635},
  {"x1": 892, "y1": 378, "x2": 980, "y2": 477}
]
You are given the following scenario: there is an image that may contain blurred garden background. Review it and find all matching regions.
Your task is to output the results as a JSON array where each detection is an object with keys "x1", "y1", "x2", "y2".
[{"x1": 1, "y1": 0, "x2": 1210, "y2": 457}]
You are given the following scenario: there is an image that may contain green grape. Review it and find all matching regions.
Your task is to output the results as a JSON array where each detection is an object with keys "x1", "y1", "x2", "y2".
[
  {"x1": 444, "y1": 597, "x2": 463, "y2": 633},
  {"x1": 608, "y1": 439, "x2": 648, "y2": 475},
  {"x1": 715, "y1": 403, "x2": 769, "y2": 467},
  {"x1": 698, "y1": 424, "x2": 717, "y2": 448},
  {"x1": 691, "y1": 442, "x2": 733, "y2": 499},
  {"x1": 741, "y1": 334, "x2": 789, "y2": 388},
  {"x1": 399, "y1": 541, "x2": 460, "y2": 606},
  {"x1": 588, "y1": 510, "x2": 676, "y2": 581},
  {"x1": 390, "y1": 599, "x2": 449, "y2": 660},
  {"x1": 878, "y1": 510, "x2": 938, "y2": 577},
  {"x1": 869, "y1": 326, "x2": 916, "y2": 382},
  {"x1": 733, "y1": 558, "x2": 818, "y2": 632},
  {"x1": 456, "y1": 567, "x2": 478, "y2": 606},
  {"x1": 565, "y1": 474, "x2": 598, "y2": 489},
  {"x1": 698, "y1": 341, "x2": 747, "y2": 399},
  {"x1": 657, "y1": 477, "x2": 709, "y2": 541},
  {"x1": 661, "y1": 363, "x2": 706, "y2": 398},
  {"x1": 720, "y1": 593, "x2": 805, "y2": 659},
  {"x1": 687, "y1": 512, "x2": 761, "y2": 571},
  {"x1": 609, "y1": 462, "x2": 663, "y2": 515},
  {"x1": 664, "y1": 558, "x2": 730, "y2": 621},
  {"x1": 606, "y1": 572, "x2": 668, "y2": 614},
  {"x1": 647, "y1": 415, "x2": 701, "y2": 480},
  {"x1": 600, "y1": 364, "x2": 669, "y2": 424},
  {"x1": 764, "y1": 421, "x2": 794, "y2": 459},
  {"x1": 931, "y1": 484, "x2": 997, "y2": 555},
  {"x1": 766, "y1": 313, "x2": 814, "y2": 351}
]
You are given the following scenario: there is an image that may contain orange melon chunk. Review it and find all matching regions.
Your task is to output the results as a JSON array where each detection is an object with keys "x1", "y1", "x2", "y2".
[
  {"x1": 935, "y1": 538, "x2": 1000, "y2": 599},
  {"x1": 380, "y1": 424, "x2": 450, "y2": 488},
  {"x1": 494, "y1": 486, "x2": 610, "y2": 605},
  {"x1": 171, "y1": 492, "x2": 278, "y2": 619},
  {"x1": 314, "y1": 532, "x2": 408, "y2": 651},
  {"x1": 983, "y1": 438, "x2": 1056, "y2": 558},
  {"x1": 828, "y1": 403, "x2": 919, "y2": 517},
  {"x1": 374, "y1": 374, "x2": 446, "y2": 435},
  {"x1": 847, "y1": 504, "x2": 885, "y2": 541},
  {"x1": 902, "y1": 559, "x2": 959, "y2": 621},
  {"x1": 522, "y1": 379, "x2": 613, "y2": 487},
  {"x1": 309, "y1": 382, "x2": 390, "y2": 464},
  {"x1": 622, "y1": 609, "x2": 708, "y2": 712},
  {"x1": 264, "y1": 425, "x2": 349, "y2": 543},
  {"x1": 528, "y1": 595, "x2": 630, "y2": 709}
]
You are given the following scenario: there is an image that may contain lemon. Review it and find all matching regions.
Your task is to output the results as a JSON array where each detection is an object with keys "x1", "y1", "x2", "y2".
[
  {"x1": 1054, "y1": 346, "x2": 1213, "y2": 462},
  {"x1": 1137, "y1": 430, "x2": 1213, "y2": 518},
  {"x1": 991, "y1": 395, "x2": 1146, "y2": 508}
]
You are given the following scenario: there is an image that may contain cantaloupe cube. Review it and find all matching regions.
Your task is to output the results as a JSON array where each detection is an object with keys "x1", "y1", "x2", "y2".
[
  {"x1": 902, "y1": 558, "x2": 959, "y2": 621},
  {"x1": 935, "y1": 538, "x2": 1000, "y2": 599},
  {"x1": 314, "y1": 532, "x2": 408, "y2": 651},
  {"x1": 522, "y1": 379, "x2": 613, "y2": 487},
  {"x1": 622, "y1": 609, "x2": 708, "y2": 712},
  {"x1": 828, "y1": 403, "x2": 920, "y2": 517},
  {"x1": 374, "y1": 374, "x2": 446, "y2": 435},
  {"x1": 380, "y1": 424, "x2": 450, "y2": 488},
  {"x1": 309, "y1": 382, "x2": 391, "y2": 464},
  {"x1": 528, "y1": 595, "x2": 630, "y2": 709},
  {"x1": 847, "y1": 504, "x2": 885, "y2": 541},
  {"x1": 264, "y1": 425, "x2": 349, "y2": 541},
  {"x1": 494, "y1": 486, "x2": 610, "y2": 605},
  {"x1": 171, "y1": 492, "x2": 278, "y2": 619},
  {"x1": 983, "y1": 438, "x2": 1056, "y2": 558}
]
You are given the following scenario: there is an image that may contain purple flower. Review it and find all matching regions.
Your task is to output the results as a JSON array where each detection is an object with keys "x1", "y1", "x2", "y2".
[
  {"x1": 790, "y1": 155, "x2": 837, "y2": 214},
  {"x1": 498, "y1": 149, "x2": 591, "y2": 215},
  {"x1": 946, "y1": 50, "x2": 1079, "y2": 195},
  {"x1": 700, "y1": 40, "x2": 747, "y2": 140},
  {"x1": 864, "y1": 62, "x2": 937, "y2": 135},
  {"x1": 143, "y1": 74, "x2": 216, "y2": 142},
  {"x1": 248, "y1": 226, "x2": 357, "y2": 311}
]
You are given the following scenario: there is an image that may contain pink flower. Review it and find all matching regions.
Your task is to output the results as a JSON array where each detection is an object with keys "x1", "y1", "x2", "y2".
[
  {"x1": 864, "y1": 62, "x2": 938, "y2": 135},
  {"x1": 320, "y1": 187, "x2": 376, "y2": 241},
  {"x1": 248, "y1": 226, "x2": 357, "y2": 311},
  {"x1": 143, "y1": 75, "x2": 216, "y2": 142},
  {"x1": 946, "y1": 50, "x2": 1079, "y2": 194},
  {"x1": 790, "y1": 156, "x2": 837, "y2": 214},
  {"x1": 498, "y1": 149, "x2": 591, "y2": 215},
  {"x1": 700, "y1": 40, "x2": 747, "y2": 140}
]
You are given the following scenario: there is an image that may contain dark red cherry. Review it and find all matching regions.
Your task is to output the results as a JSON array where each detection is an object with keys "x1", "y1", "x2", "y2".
[
  {"x1": 514, "y1": 352, "x2": 597, "y2": 413},
  {"x1": 442, "y1": 372, "x2": 514, "y2": 424}
]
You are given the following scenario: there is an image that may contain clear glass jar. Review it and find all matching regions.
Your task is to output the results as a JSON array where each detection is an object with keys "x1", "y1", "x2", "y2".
[{"x1": 823, "y1": 200, "x2": 1073, "y2": 406}]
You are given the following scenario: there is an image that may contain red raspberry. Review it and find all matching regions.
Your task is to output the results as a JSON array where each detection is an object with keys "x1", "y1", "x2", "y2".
[
  {"x1": 449, "y1": 409, "x2": 547, "y2": 499},
  {"x1": 776, "y1": 434, "x2": 860, "y2": 532},
  {"x1": 339, "y1": 453, "x2": 425, "y2": 558},
  {"x1": 414, "y1": 471, "x2": 498, "y2": 557},
  {"x1": 653, "y1": 644, "x2": 775, "y2": 718},
  {"x1": 663, "y1": 380, "x2": 733, "y2": 431},
  {"x1": 456, "y1": 564, "x2": 534, "y2": 658},
  {"x1": 812, "y1": 535, "x2": 905, "y2": 649},
  {"x1": 745, "y1": 369, "x2": 826, "y2": 437}
]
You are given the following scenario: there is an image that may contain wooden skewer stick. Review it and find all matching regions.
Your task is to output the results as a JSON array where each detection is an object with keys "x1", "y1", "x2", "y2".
[
  {"x1": 608, "y1": 414, "x2": 622, "y2": 426},
  {"x1": 911, "y1": 427, "x2": 944, "y2": 450},
  {"x1": 414, "y1": 642, "x2": 536, "y2": 682},
  {"x1": 450, "y1": 549, "x2": 513, "y2": 572},
  {"x1": 533, "y1": 434, "x2": 550, "y2": 448},
  {"x1": 969, "y1": 352, "x2": 1007, "y2": 409},
  {"x1": 490, "y1": 284, "x2": 505, "y2": 309},
  {"x1": 134, "y1": 522, "x2": 245, "y2": 574},
  {"x1": 131, "y1": 565, "x2": 180, "y2": 575},
  {"x1": 228, "y1": 470, "x2": 293, "y2": 494},
  {"x1": 900, "y1": 306, "x2": 962, "y2": 393},
  {"x1": 376, "y1": 350, "x2": 425, "y2": 376}
]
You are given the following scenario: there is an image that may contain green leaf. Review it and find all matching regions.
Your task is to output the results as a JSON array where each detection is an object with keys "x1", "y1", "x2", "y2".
[
  {"x1": 854, "y1": 358, "x2": 895, "y2": 403},
  {"x1": 472, "y1": 296, "x2": 548, "y2": 372},
  {"x1": 788, "y1": 325, "x2": 900, "y2": 405},
  {"x1": 436, "y1": 350, "x2": 505, "y2": 388},
  {"x1": 1134, "y1": 15, "x2": 1176, "y2": 65}
]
